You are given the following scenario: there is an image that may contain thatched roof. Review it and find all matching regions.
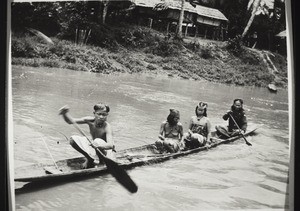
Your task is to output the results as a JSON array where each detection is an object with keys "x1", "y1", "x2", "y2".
[
  {"x1": 131, "y1": 0, "x2": 228, "y2": 21},
  {"x1": 131, "y1": 0, "x2": 161, "y2": 8},
  {"x1": 194, "y1": 5, "x2": 228, "y2": 21}
]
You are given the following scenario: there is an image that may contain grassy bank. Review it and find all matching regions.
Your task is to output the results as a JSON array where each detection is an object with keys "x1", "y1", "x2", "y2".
[{"x1": 11, "y1": 25, "x2": 288, "y2": 88}]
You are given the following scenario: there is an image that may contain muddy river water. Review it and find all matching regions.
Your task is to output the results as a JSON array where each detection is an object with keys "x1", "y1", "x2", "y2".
[{"x1": 12, "y1": 65, "x2": 290, "y2": 210}]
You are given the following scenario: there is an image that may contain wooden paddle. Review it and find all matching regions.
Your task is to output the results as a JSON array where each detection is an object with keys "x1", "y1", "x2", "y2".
[
  {"x1": 228, "y1": 113, "x2": 252, "y2": 146},
  {"x1": 61, "y1": 112, "x2": 138, "y2": 193}
]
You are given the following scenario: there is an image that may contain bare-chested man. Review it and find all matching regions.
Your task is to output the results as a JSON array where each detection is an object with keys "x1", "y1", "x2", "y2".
[{"x1": 59, "y1": 103, "x2": 115, "y2": 169}]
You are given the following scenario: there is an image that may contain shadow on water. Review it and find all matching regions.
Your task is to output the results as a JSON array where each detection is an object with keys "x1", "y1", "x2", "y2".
[
  {"x1": 15, "y1": 180, "x2": 70, "y2": 195},
  {"x1": 15, "y1": 172, "x2": 110, "y2": 195},
  {"x1": 258, "y1": 184, "x2": 287, "y2": 195},
  {"x1": 230, "y1": 197, "x2": 289, "y2": 210}
]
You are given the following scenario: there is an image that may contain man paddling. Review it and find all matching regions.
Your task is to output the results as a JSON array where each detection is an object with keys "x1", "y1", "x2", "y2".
[
  {"x1": 59, "y1": 103, "x2": 115, "y2": 169},
  {"x1": 216, "y1": 99, "x2": 247, "y2": 138}
]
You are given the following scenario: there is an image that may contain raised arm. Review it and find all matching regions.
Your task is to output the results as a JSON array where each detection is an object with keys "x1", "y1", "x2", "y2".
[
  {"x1": 59, "y1": 105, "x2": 93, "y2": 124},
  {"x1": 223, "y1": 110, "x2": 231, "y2": 120}
]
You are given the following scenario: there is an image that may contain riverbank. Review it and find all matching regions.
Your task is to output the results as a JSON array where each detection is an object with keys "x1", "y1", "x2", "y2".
[{"x1": 11, "y1": 26, "x2": 288, "y2": 88}]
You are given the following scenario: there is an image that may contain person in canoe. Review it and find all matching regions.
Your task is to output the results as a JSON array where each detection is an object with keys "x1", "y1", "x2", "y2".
[
  {"x1": 182, "y1": 102, "x2": 212, "y2": 149},
  {"x1": 59, "y1": 103, "x2": 115, "y2": 169},
  {"x1": 215, "y1": 98, "x2": 247, "y2": 138},
  {"x1": 155, "y1": 109, "x2": 184, "y2": 153}
]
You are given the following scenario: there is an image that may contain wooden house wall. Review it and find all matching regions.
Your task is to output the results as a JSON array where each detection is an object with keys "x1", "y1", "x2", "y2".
[
  {"x1": 136, "y1": 7, "x2": 156, "y2": 16},
  {"x1": 166, "y1": 10, "x2": 195, "y2": 23},
  {"x1": 197, "y1": 16, "x2": 221, "y2": 27}
]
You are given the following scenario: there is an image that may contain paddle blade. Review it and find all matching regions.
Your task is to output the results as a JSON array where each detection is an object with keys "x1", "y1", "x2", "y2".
[
  {"x1": 246, "y1": 141, "x2": 252, "y2": 146},
  {"x1": 104, "y1": 157, "x2": 138, "y2": 193},
  {"x1": 241, "y1": 135, "x2": 252, "y2": 146}
]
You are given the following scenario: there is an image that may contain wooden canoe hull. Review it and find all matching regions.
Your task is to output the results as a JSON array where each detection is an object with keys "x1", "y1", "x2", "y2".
[{"x1": 14, "y1": 128, "x2": 258, "y2": 183}]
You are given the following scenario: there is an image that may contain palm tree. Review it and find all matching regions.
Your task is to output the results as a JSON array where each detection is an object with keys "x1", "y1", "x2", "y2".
[
  {"x1": 242, "y1": 0, "x2": 274, "y2": 38},
  {"x1": 176, "y1": 0, "x2": 185, "y2": 39},
  {"x1": 102, "y1": 0, "x2": 109, "y2": 24}
]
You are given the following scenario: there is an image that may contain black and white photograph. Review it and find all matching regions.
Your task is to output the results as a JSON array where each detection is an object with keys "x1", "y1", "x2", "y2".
[{"x1": 9, "y1": 0, "x2": 293, "y2": 210}]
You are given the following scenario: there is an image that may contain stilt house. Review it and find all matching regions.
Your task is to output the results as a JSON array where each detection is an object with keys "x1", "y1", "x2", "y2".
[{"x1": 130, "y1": 0, "x2": 228, "y2": 40}]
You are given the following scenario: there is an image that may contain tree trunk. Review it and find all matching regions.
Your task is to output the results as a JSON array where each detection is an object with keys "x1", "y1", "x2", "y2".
[
  {"x1": 241, "y1": 0, "x2": 261, "y2": 38},
  {"x1": 166, "y1": 21, "x2": 170, "y2": 33},
  {"x1": 194, "y1": 24, "x2": 198, "y2": 38},
  {"x1": 220, "y1": 26, "x2": 223, "y2": 41},
  {"x1": 184, "y1": 23, "x2": 188, "y2": 37},
  {"x1": 176, "y1": 0, "x2": 185, "y2": 39},
  {"x1": 148, "y1": 18, "x2": 153, "y2": 29},
  {"x1": 102, "y1": 1, "x2": 109, "y2": 24}
]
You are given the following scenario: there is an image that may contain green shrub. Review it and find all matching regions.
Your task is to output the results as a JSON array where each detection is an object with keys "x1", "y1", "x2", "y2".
[
  {"x1": 226, "y1": 35, "x2": 244, "y2": 55},
  {"x1": 63, "y1": 63, "x2": 82, "y2": 71},
  {"x1": 132, "y1": 66, "x2": 144, "y2": 72},
  {"x1": 151, "y1": 40, "x2": 180, "y2": 57},
  {"x1": 63, "y1": 54, "x2": 76, "y2": 63},
  {"x1": 88, "y1": 57, "x2": 111, "y2": 72},
  {"x1": 12, "y1": 58, "x2": 40, "y2": 67},
  {"x1": 162, "y1": 65, "x2": 172, "y2": 70},
  {"x1": 117, "y1": 29, "x2": 136, "y2": 47},
  {"x1": 201, "y1": 48, "x2": 212, "y2": 59},
  {"x1": 11, "y1": 36, "x2": 38, "y2": 58},
  {"x1": 257, "y1": 72, "x2": 274, "y2": 82},
  {"x1": 239, "y1": 50, "x2": 261, "y2": 65},
  {"x1": 185, "y1": 41, "x2": 201, "y2": 52},
  {"x1": 147, "y1": 64, "x2": 157, "y2": 70},
  {"x1": 88, "y1": 23, "x2": 119, "y2": 50},
  {"x1": 132, "y1": 27, "x2": 153, "y2": 47},
  {"x1": 41, "y1": 59, "x2": 60, "y2": 68},
  {"x1": 174, "y1": 65, "x2": 183, "y2": 72},
  {"x1": 49, "y1": 42, "x2": 65, "y2": 57}
]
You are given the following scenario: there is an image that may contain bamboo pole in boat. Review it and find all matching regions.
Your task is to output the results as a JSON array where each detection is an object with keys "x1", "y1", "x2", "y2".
[{"x1": 39, "y1": 134, "x2": 60, "y2": 170}]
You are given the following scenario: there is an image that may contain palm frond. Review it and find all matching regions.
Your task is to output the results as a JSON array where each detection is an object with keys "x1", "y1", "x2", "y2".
[
  {"x1": 247, "y1": 0, "x2": 255, "y2": 10},
  {"x1": 25, "y1": 27, "x2": 54, "y2": 45}
]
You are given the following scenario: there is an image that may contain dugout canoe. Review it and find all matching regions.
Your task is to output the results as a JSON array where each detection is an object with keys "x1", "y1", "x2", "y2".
[{"x1": 14, "y1": 127, "x2": 258, "y2": 183}]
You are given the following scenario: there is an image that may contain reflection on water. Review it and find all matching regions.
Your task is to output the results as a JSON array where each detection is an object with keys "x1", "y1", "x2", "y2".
[{"x1": 12, "y1": 66, "x2": 290, "y2": 210}]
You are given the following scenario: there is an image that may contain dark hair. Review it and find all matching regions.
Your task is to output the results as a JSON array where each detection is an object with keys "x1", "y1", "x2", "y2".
[
  {"x1": 231, "y1": 99, "x2": 244, "y2": 112},
  {"x1": 167, "y1": 109, "x2": 180, "y2": 126},
  {"x1": 94, "y1": 103, "x2": 110, "y2": 112},
  {"x1": 195, "y1": 102, "x2": 208, "y2": 117},
  {"x1": 233, "y1": 99, "x2": 243, "y2": 105}
]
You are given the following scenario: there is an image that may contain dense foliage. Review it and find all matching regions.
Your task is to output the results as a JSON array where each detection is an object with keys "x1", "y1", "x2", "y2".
[
  {"x1": 11, "y1": 0, "x2": 286, "y2": 54},
  {"x1": 10, "y1": 1, "x2": 288, "y2": 88}
]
